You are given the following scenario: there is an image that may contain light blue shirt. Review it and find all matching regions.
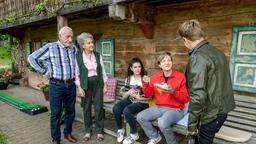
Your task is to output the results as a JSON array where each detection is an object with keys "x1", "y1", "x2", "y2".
[{"x1": 28, "y1": 41, "x2": 77, "y2": 80}]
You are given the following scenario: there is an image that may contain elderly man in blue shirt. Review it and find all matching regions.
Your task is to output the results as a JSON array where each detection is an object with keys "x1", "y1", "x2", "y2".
[{"x1": 28, "y1": 26, "x2": 78, "y2": 144}]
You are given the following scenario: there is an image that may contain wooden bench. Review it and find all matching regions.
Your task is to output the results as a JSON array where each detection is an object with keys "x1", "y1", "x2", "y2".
[
  {"x1": 103, "y1": 79, "x2": 126, "y2": 136},
  {"x1": 103, "y1": 79, "x2": 254, "y2": 143}
]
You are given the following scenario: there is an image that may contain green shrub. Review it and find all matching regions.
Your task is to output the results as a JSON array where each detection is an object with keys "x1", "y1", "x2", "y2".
[
  {"x1": 0, "y1": 131, "x2": 8, "y2": 144},
  {"x1": 0, "y1": 46, "x2": 12, "y2": 69}
]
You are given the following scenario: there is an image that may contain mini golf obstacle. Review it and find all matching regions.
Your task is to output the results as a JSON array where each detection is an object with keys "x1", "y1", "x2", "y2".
[{"x1": 0, "y1": 92, "x2": 48, "y2": 115}]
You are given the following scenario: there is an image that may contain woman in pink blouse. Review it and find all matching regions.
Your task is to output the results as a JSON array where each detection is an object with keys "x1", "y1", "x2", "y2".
[{"x1": 75, "y1": 32, "x2": 108, "y2": 141}]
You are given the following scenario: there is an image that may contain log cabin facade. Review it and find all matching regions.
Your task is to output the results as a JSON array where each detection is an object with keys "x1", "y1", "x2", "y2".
[
  {"x1": 0, "y1": 0, "x2": 255, "y2": 95},
  {"x1": 0, "y1": 0, "x2": 256, "y2": 142},
  {"x1": 0, "y1": 0, "x2": 256, "y2": 93}
]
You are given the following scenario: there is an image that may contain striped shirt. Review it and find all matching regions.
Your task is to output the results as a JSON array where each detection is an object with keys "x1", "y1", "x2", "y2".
[{"x1": 28, "y1": 41, "x2": 77, "y2": 80}]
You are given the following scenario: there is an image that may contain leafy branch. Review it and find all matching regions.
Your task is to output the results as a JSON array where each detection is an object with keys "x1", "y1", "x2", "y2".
[{"x1": 35, "y1": 0, "x2": 49, "y2": 14}]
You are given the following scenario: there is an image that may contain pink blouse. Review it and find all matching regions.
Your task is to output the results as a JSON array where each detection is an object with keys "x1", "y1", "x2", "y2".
[{"x1": 75, "y1": 52, "x2": 108, "y2": 86}]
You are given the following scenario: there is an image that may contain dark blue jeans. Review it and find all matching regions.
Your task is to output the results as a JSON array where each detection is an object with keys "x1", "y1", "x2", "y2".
[
  {"x1": 195, "y1": 113, "x2": 227, "y2": 144},
  {"x1": 112, "y1": 98, "x2": 148, "y2": 134},
  {"x1": 49, "y1": 80, "x2": 76, "y2": 142}
]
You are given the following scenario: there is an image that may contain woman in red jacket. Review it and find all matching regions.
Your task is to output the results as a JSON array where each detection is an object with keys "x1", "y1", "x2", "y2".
[{"x1": 137, "y1": 52, "x2": 190, "y2": 144}]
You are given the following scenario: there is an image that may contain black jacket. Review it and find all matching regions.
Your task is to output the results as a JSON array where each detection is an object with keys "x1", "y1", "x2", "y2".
[{"x1": 186, "y1": 40, "x2": 235, "y2": 131}]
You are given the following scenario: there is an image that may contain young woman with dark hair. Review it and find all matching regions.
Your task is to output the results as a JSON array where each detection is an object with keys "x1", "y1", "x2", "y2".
[{"x1": 112, "y1": 57, "x2": 148, "y2": 144}]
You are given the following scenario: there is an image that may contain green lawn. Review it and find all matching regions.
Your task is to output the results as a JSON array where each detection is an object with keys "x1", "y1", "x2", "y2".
[
  {"x1": 0, "y1": 130, "x2": 8, "y2": 144},
  {"x1": 0, "y1": 46, "x2": 12, "y2": 69}
]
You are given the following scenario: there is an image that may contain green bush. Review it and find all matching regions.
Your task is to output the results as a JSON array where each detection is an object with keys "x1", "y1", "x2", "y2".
[
  {"x1": 0, "y1": 131, "x2": 8, "y2": 144},
  {"x1": 0, "y1": 46, "x2": 12, "y2": 69}
]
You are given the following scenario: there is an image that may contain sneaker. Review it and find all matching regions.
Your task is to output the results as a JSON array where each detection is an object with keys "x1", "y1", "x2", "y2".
[
  {"x1": 147, "y1": 134, "x2": 162, "y2": 144},
  {"x1": 123, "y1": 133, "x2": 139, "y2": 144},
  {"x1": 83, "y1": 133, "x2": 91, "y2": 141},
  {"x1": 97, "y1": 134, "x2": 104, "y2": 141},
  {"x1": 117, "y1": 129, "x2": 125, "y2": 143}
]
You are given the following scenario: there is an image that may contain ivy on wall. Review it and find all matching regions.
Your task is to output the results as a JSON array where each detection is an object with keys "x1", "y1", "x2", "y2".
[
  {"x1": 0, "y1": 0, "x2": 103, "y2": 26},
  {"x1": 35, "y1": 0, "x2": 49, "y2": 13}
]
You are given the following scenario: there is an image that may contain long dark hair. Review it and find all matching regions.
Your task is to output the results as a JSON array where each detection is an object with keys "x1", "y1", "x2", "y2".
[{"x1": 127, "y1": 57, "x2": 146, "y2": 77}]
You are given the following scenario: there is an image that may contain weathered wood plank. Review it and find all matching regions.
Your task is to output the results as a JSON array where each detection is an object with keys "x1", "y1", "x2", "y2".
[
  {"x1": 235, "y1": 94, "x2": 256, "y2": 102},
  {"x1": 57, "y1": 15, "x2": 68, "y2": 31},
  {"x1": 224, "y1": 121, "x2": 256, "y2": 133},
  {"x1": 235, "y1": 101, "x2": 256, "y2": 109},
  {"x1": 233, "y1": 107, "x2": 256, "y2": 115},
  {"x1": 228, "y1": 111, "x2": 256, "y2": 122},
  {"x1": 226, "y1": 116, "x2": 256, "y2": 127}
]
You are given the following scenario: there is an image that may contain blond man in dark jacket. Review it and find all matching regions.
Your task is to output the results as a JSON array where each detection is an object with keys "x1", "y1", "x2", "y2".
[{"x1": 178, "y1": 19, "x2": 235, "y2": 144}]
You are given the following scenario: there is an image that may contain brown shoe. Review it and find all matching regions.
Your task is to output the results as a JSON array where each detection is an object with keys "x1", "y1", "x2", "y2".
[{"x1": 64, "y1": 134, "x2": 77, "y2": 143}]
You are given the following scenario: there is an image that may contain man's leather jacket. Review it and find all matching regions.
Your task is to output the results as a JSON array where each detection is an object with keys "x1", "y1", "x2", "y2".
[{"x1": 186, "y1": 40, "x2": 235, "y2": 131}]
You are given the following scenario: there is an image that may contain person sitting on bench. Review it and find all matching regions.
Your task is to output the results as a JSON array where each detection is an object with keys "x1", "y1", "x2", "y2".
[
  {"x1": 112, "y1": 57, "x2": 149, "y2": 144},
  {"x1": 137, "y1": 52, "x2": 190, "y2": 144}
]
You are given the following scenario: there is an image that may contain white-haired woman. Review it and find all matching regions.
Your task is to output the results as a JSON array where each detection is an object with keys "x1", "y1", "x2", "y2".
[{"x1": 75, "y1": 32, "x2": 108, "y2": 141}]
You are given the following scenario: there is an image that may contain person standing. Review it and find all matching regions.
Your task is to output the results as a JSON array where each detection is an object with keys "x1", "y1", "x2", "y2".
[
  {"x1": 112, "y1": 57, "x2": 148, "y2": 144},
  {"x1": 178, "y1": 19, "x2": 235, "y2": 144},
  {"x1": 137, "y1": 52, "x2": 190, "y2": 144},
  {"x1": 75, "y1": 32, "x2": 108, "y2": 141},
  {"x1": 28, "y1": 26, "x2": 78, "y2": 144}
]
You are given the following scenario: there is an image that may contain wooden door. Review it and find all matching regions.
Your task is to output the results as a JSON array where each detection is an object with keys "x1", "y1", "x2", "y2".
[
  {"x1": 96, "y1": 38, "x2": 115, "y2": 77},
  {"x1": 230, "y1": 26, "x2": 256, "y2": 93}
]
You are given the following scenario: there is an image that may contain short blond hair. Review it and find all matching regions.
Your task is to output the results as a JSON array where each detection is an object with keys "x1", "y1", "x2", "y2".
[
  {"x1": 178, "y1": 19, "x2": 204, "y2": 41},
  {"x1": 157, "y1": 52, "x2": 173, "y2": 65}
]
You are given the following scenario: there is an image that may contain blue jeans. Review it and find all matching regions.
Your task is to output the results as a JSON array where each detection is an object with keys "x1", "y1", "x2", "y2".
[
  {"x1": 112, "y1": 98, "x2": 148, "y2": 134},
  {"x1": 49, "y1": 80, "x2": 76, "y2": 141},
  {"x1": 195, "y1": 113, "x2": 227, "y2": 144},
  {"x1": 137, "y1": 106, "x2": 184, "y2": 144}
]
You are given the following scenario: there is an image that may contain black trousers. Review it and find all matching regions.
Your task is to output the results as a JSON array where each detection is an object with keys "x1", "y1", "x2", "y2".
[
  {"x1": 81, "y1": 76, "x2": 104, "y2": 134},
  {"x1": 195, "y1": 113, "x2": 227, "y2": 144}
]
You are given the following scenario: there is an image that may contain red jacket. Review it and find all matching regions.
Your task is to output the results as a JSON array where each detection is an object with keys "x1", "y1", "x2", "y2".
[{"x1": 143, "y1": 70, "x2": 190, "y2": 110}]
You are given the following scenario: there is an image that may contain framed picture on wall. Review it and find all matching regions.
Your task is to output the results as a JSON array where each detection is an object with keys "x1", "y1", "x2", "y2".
[
  {"x1": 236, "y1": 31, "x2": 256, "y2": 55},
  {"x1": 102, "y1": 41, "x2": 112, "y2": 56}
]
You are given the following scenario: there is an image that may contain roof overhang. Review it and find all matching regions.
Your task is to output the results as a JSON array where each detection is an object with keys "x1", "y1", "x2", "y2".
[{"x1": 0, "y1": 0, "x2": 195, "y2": 37}]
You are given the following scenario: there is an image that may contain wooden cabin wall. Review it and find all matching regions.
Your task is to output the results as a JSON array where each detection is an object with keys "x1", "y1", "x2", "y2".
[
  {"x1": 23, "y1": 0, "x2": 256, "y2": 78},
  {"x1": 71, "y1": 0, "x2": 256, "y2": 78},
  {"x1": 154, "y1": 0, "x2": 256, "y2": 72},
  {"x1": 69, "y1": 18, "x2": 149, "y2": 78},
  {"x1": 25, "y1": 24, "x2": 57, "y2": 42}
]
